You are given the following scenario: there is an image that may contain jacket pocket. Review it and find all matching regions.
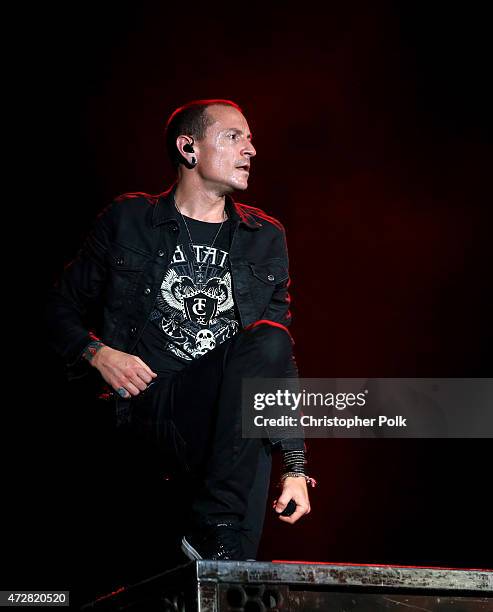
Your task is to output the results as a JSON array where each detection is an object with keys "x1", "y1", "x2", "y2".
[
  {"x1": 105, "y1": 242, "x2": 151, "y2": 302},
  {"x1": 106, "y1": 241, "x2": 151, "y2": 271},
  {"x1": 248, "y1": 259, "x2": 288, "y2": 285},
  {"x1": 247, "y1": 259, "x2": 289, "y2": 314}
]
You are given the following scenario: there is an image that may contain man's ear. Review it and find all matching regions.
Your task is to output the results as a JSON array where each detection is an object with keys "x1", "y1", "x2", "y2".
[{"x1": 176, "y1": 136, "x2": 196, "y2": 167}]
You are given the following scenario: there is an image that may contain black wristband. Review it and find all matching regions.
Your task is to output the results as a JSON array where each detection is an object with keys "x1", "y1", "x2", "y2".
[{"x1": 281, "y1": 449, "x2": 306, "y2": 476}]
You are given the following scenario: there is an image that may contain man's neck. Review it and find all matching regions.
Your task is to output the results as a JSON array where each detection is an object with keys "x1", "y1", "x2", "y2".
[{"x1": 174, "y1": 180, "x2": 228, "y2": 223}]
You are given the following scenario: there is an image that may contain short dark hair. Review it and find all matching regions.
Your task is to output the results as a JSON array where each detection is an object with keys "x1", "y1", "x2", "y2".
[{"x1": 165, "y1": 99, "x2": 242, "y2": 168}]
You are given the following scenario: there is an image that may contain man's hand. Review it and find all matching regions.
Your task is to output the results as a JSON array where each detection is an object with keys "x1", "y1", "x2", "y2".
[
  {"x1": 273, "y1": 476, "x2": 311, "y2": 524},
  {"x1": 91, "y1": 346, "x2": 157, "y2": 398}
]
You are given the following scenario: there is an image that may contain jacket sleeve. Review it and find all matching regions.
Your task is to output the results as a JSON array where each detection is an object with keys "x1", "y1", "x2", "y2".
[
  {"x1": 262, "y1": 225, "x2": 299, "y2": 379},
  {"x1": 262, "y1": 225, "x2": 304, "y2": 452},
  {"x1": 45, "y1": 202, "x2": 116, "y2": 379}
]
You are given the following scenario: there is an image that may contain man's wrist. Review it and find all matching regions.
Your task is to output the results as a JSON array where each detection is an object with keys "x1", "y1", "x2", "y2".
[
  {"x1": 280, "y1": 473, "x2": 318, "y2": 488},
  {"x1": 82, "y1": 340, "x2": 107, "y2": 366},
  {"x1": 281, "y1": 449, "x2": 306, "y2": 476},
  {"x1": 280, "y1": 449, "x2": 317, "y2": 488}
]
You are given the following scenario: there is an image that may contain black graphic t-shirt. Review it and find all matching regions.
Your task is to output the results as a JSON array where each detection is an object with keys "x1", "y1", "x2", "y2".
[{"x1": 135, "y1": 214, "x2": 240, "y2": 373}]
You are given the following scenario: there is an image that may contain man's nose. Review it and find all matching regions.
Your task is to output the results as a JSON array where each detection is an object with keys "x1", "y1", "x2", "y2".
[{"x1": 244, "y1": 141, "x2": 256, "y2": 158}]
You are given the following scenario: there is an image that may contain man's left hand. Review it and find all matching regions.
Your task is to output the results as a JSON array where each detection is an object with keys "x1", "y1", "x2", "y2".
[{"x1": 273, "y1": 476, "x2": 311, "y2": 524}]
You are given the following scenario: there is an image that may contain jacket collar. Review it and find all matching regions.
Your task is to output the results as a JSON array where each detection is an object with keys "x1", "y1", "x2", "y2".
[{"x1": 152, "y1": 182, "x2": 261, "y2": 229}]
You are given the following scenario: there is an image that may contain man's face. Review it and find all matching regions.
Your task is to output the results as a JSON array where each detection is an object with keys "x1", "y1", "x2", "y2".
[{"x1": 194, "y1": 105, "x2": 256, "y2": 193}]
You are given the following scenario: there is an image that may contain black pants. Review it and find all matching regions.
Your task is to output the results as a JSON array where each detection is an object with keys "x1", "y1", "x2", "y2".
[{"x1": 129, "y1": 322, "x2": 294, "y2": 559}]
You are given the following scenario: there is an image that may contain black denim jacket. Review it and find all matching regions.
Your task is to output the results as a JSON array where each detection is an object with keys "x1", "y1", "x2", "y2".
[{"x1": 46, "y1": 184, "x2": 303, "y2": 450}]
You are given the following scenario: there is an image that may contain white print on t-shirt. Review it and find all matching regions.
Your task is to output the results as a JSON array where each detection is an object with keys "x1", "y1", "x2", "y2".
[
  {"x1": 171, "y1": 243, "x2": 229, "y2": 268},
  {"x1": 156, "y1": 242, "x2": 239, "y2": 360}
]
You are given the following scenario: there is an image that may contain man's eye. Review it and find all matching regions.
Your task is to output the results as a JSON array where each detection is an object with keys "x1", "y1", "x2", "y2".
[{"x1": 229, "y1": 133, "x2": 238, "y2": 140}]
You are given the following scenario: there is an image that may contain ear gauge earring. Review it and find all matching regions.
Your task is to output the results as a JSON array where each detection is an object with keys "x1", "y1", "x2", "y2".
[{"x1": 190, "y1": 157, "x2": 197, "y2": 166}]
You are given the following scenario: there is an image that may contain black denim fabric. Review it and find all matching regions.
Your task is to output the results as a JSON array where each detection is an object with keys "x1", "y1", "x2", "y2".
[
  {"x1": 46, "y1": 183, "x2": 303, "y2": 450},
  {"x1": 130, "y1": 323, "x2": 301, "y2": 556}
]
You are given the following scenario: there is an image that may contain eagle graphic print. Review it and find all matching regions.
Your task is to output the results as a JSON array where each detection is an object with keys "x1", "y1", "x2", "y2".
[{"x1": 154, "y1": 240, "x2": 240, "y2": 360}]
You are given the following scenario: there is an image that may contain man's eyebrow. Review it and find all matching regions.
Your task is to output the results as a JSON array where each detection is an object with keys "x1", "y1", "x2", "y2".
[{"x1": 225, "y1": 128, "x2": 253, "y2": 140}]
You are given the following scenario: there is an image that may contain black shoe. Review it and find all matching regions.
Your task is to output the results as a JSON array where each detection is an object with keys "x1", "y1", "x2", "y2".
[{"x1": 181, "y1": 520, "x2": 245, "y2": 561}]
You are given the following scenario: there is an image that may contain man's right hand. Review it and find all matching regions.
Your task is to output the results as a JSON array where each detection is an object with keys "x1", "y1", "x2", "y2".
[{"x1": 90, "y1": 346, "x2": 157, "y2": 398}]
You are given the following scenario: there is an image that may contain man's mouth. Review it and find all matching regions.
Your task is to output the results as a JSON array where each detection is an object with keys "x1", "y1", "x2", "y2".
[{"x1": 236, "y1": 163, "x2": 250, "y2": 173}]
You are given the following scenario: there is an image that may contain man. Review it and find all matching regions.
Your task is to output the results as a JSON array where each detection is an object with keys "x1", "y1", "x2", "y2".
[{"x1": 46, "y1": 99, "x2": 314, "y2": 561}]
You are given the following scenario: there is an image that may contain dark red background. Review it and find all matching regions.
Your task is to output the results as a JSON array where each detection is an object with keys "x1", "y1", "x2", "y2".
[{"x1": 10, "y1": 1, "x2": 492, "y2": 604}]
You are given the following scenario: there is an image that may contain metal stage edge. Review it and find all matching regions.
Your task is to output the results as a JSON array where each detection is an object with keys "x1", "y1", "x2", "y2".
[{"x1": 81, "y1": 559, "x2": 493, "y2": 611}]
